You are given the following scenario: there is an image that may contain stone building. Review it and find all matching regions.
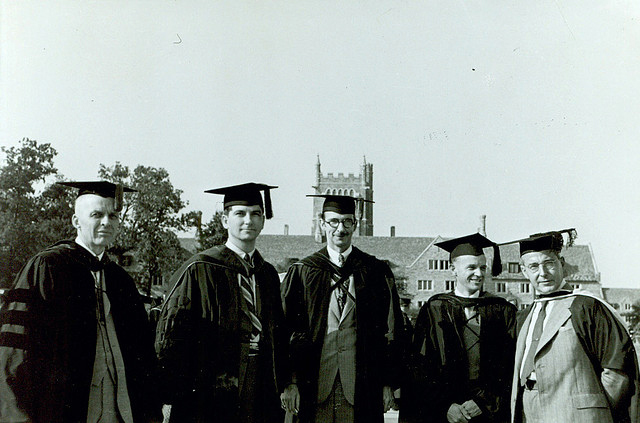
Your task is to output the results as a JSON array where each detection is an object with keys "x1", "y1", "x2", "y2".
[
  {"x1": 311, "y1": 156, "x2": 374, "y2": 237},
  {"x1": 602, "y1": 288, "x2": 640, "y2": 328}
]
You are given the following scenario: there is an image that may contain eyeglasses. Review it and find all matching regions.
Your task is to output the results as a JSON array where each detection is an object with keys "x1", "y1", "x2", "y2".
[
  {"x1": 324, "y1": 218, "x2": 355, "y2": 229},
  {"x1": 524, "y1": 260, "x2": 558, "y2": 273}
]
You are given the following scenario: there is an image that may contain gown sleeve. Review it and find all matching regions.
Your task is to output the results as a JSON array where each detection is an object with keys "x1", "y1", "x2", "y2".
[
  {"x1": 401, "y1": 301, "x2": 447, "y2": 422},
  {"x1": 155, "y1": 262, "x2": 214, "y2": 405},
  {"x1": 571, "y1": 296, "x2": 638, "y2": 419},
  {"x1": 280, "y1": 264, "x2": 310, "y2": 385},
  {"x1": 382, "y1": 263, "x2": 405, "y2": 390},
  {"x1": 0, "y1": 256, "x2": 52, "y2": 422}
]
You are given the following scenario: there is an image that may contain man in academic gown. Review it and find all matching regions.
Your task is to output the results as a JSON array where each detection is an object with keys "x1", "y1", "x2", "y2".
[
  {"x1": 280, "y1": 194, "x2": 404, "y2": 423},
  {"x1": 154, "y1": 183, "x2": 291, "y2": 423},
  {"x1": 0, "y1": 181, "x2": 161, "y2": 423},
  {"x1": 511, "y1": 229, "x2": 639, "y2": 423},
  {"x1": 402, "y1": 233, "x2": 517, "y2": 423}
]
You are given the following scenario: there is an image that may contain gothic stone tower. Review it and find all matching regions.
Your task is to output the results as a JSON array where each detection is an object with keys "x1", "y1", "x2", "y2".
[{"x1": 311, "y1": 156, "x2": 374, "y2": 237}]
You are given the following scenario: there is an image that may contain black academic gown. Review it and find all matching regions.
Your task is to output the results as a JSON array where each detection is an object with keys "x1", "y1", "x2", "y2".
[
  {"x1": 154, "y1": 245, "x2": 288, "y2": 423},
  {"x1": 0, "y1": 240, "x2": 161, "y2": 423},
  {"x1": 403, "y1": 291, "x2": 517, "y2": 423},
  {"x1": 280, "y1": 246, "x2": 404, "y2": 423}
]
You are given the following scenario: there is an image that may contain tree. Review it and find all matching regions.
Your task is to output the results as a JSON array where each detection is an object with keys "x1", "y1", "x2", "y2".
[
  {"x1": 99, "y1": 163, "x2": 196, "y2": 292},
  {"x1": 0, "y1": 138, "x2": 75, "y2": 287},
  {"x1": 196, "y1": 211, "x2": 228, "y2": 251}
]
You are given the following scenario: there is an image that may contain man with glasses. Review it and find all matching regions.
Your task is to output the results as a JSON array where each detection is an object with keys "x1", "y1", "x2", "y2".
[
  {"x1": 511, "y1": 229, "x2": 638, "y2": 423},
  {"x1": 280, "y1": 194, "x2": 403, "y2": 423}
]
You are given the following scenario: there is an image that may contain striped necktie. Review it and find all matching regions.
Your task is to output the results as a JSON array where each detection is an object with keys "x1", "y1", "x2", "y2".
[
  {"x1": 333, "y1": 253, "x2": 347, "y2": 313},
  {"x1": 240, "y1": 254, "x2": 262, "y2": 345}
]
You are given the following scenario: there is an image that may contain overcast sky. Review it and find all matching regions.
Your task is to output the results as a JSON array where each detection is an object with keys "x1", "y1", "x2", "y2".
[{"x1": 1, "y1": 1, "x2": 638, "y2": 288}]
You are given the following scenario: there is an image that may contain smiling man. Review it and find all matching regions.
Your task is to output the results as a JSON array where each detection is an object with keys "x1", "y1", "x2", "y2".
[
  {"x1": 403, "y1": 233, "x2": 516, "y2": 423},
  {"x1": 154, "y1": 183, "x2": 290, "y2": 423},
  {"x1": 511, "y1": 229, "x2": 639, "y2": 423},
  {"x1": 0, "y1": 181, "x2": 161, "y2": 423},
  {"x1": 280, "y1": 194, "x2": 403, "y2": 423}
]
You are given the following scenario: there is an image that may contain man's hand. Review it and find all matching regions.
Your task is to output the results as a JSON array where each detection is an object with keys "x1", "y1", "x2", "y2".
[
  {"x1": 161, "y1": 404, "x2": 172, "y2": 423},
  {"x1": 461, "y1": 400, "x2": 482, "y2": 418},
  {"x1": 446, "y1": 403, "x2": 469, "y2": 423},
  {"x1": 383, "y1": 385, "x2": 395, "y2": 413},
  {"x1": 280, "y1": 383, "x2": 300, "y2": 415}
]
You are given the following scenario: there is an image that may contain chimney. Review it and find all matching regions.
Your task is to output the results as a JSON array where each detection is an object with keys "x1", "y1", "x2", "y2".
[
  {"x1": 390, "y1": 226, "x2": 396, "y2": 237},
  {"x1": 284, "y1": 224, "x2": 289, "y2": 236},
  {"x1": 479, "y1": 215, "x2": 487, "y2": 236}
]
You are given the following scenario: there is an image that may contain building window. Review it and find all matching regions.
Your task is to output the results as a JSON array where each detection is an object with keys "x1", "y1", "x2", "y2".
[
  {"x1": 445, "y1": 280, "x2": 455, "y2": 291},
  {"x1": 520, "y1": 283, "x2": 530, "y2": 293},
  {"x1": 428, "y1": 259, "x2": 449, "y2": 270},
  {"x1": 571, "y1": 284, "x2": 581, "y2": 290},
  {"x1": 625, "y1": 303, "x2": 632, "y2": 310},
  {"x1": 496, "y1": 282, "x2": 506, "y2": 293},
  {"x1": 417, "y1": 280, "x2": 433, "y2": 291},
  {"x1": 520, "y1": 304, "x2": 529, "y2": 310},
  {"x1": 508, "y1": 263, "x2": 521, "y2": 273},
  {"x1": 625, "y1": 316, "x2": 632, "y2": 323}
]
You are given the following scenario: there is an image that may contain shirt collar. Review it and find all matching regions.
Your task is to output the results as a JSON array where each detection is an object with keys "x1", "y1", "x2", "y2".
[
  {"x1": 75, "y1": 237, "x2": 104, "y2": 260},
  {"x1": 327, "y1": 245, "x2": 352, "y2": 267},
  {"x1": 454, "y1": 287, "x2": 481, "y2": 299},
  {"x1": 225, "y1": 240, "x2": 255, "y2": 260}
]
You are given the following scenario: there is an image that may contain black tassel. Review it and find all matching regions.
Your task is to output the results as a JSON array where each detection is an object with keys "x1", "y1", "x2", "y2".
[
  {"x1": 264, "y1": 188, "x2": 273, "y2": 220},
  {"x1": 114, "y1": 184, "x2": 124, "y2": 212},
  {"x1": 492, "y1": 245, "x2": 502, "y2": 277}
]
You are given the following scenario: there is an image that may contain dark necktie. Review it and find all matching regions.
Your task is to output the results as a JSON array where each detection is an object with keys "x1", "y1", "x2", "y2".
[
  {"x1": 334, "y1": 253, "x2": 347, "y2": 313},
  {"x1": 521, "y1": 301, "x2": 547, "y2": 385},
  {"x1": 244, "y1": 253, "x2": 253, "y2": 269}
]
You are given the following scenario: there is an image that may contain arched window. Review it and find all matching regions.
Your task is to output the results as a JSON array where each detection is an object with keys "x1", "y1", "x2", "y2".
[
  {"x1": 350, "y1": 189, "x2": 355, "y2": 196},
  {"x1": 325, "y1": 188, "x2": 331, "y2": 194},
  {"x1": 338, "y1": 189, "x2": 343, "y2": 195}
]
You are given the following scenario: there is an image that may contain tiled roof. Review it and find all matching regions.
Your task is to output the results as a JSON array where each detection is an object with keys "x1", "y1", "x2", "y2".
[
  {"x1": 179, "y1": 235, "x2": 599, "y2": 281},
  {"x1": 255, "y1": 235, "x2": 434, "y2": 268},
  {"x1": 602, "y1": 288, "x2": 640, "y2": 305}
]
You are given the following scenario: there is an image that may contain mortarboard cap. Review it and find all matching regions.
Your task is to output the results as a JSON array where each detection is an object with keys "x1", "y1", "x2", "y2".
[
  {"x1": 56, "y1": 181, "x2": 135, "y2": 212},
  {"x1": 516, "y1": 228, "x2": 577, "y2": 256},
  {"x1": 435, "y1": 233, "x2": 502, "y2": 277},
  {"x1": 306, "y1": 194, "x2": 374, "y2": 219},
  {"x1": 205, "y1": 182, "x2": 277, "y2": 219}
]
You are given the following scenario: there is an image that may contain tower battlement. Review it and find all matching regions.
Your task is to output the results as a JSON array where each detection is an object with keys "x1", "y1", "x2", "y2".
[{"x1": 312, "y1": 156, "x2": 374, "y2": 237}]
